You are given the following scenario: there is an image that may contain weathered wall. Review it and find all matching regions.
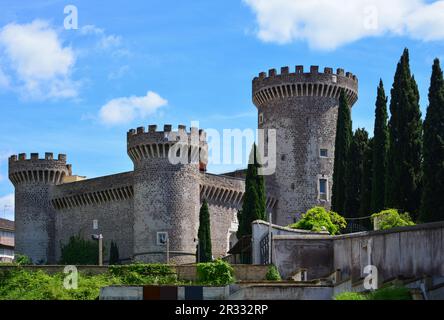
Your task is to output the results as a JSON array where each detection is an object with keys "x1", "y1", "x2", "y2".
[
  {"x1": 333, "y1": 222, "x2": 444, "y2": 283},
  {"x1": 53, "y1": 172, "x2": 134, "y2": 262},
  {"x1": 253, "y1": 66, "x2": 358, "y2": 225}
]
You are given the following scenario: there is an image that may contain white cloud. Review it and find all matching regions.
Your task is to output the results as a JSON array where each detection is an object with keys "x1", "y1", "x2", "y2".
[
  {"x1": 80, "y1": 25, "x2": 122, "y2": 50},
  {"x1": 99, "y1": 91, "x2": 168, "y2": 125},
  {"x1": 0, "y1": 20, "x2": 79, "y2": 99},
  {"x1": 0, "y1": 193, "x2": 14, "y2": 221},
  {"x1": 243, "y1": 0, "x2": 444, "y2": 50},
  {"x1": 0, "y1": 67, "x2": 10, "y2": 88}
]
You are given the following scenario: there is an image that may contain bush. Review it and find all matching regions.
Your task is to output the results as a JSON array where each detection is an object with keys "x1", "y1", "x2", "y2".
[
  {"x1": 334, "y1": 286, "x2": 412, "y2": 301},
  {"x1": 288, "y1": 207, "x2": 346, "y2": 235},
  {"x1": 334, "y1": 292, "x2": 367, "y2": 300},
  {"x1": 60, "y1": 235, "x2": 100, "y2": 265},
  {"x1": 371, "y1": 209, "x2": 415, "y2": 230},
  {"x1": 368, "y1": 286, "x2": 412, "y2": 300},
  {"x1": 265, "y1": 265, "x2": 281, "y2": 281},
  {"x1": 197, "y1": 259, "x2": 235, "y2": 286},
  {"x1": 14, "y1": 254, "x2": 32, "y2": 265}
]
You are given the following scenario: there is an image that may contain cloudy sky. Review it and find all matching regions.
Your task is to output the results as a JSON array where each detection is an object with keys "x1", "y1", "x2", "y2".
[{"x1": 0, "y1": 0, "x2": 444, "y2": 220}]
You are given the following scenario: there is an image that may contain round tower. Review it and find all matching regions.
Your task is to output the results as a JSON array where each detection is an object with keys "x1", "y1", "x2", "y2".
[
  {"x1": 8, "y1": 153, "x2": 71, "y2": 264},
  {"x1": 127, "y1": 124, "x2": 206, "y2": 264},
  {"x1": 252, "y1": 65, "x2": 358, "y2": 226}
]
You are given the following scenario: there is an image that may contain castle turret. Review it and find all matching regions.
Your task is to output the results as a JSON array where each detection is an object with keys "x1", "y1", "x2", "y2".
[
  {"x1": 8, "y1": 153, "x2": 71, "y2": 263},
  {"x1": 252, "y1": 66, "x2": 358, "y2": 225},
  {"x1": 127, "y1": 124, "x2": 206, "y2": 263}
]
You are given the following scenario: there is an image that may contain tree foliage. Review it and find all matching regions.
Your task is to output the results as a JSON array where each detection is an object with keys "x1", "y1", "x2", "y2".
[
  {"x1": 60, "y1": 235, "x2": 99, "y2": 265},
  {"x1": 420, "y1": 59, "x2": 444, "y2": 223},
  {"x1": 109, "y1": 241, "x2": 120, "y2": 265},
  {"x1": 197, "y1": 200, "x2": 212, "y2": 263},
  {"x1": 371, "y1": 209, "x2": 415, "y2": 230},
  {"x1": 332, "y1": 90, "x2": 353, "y2": 215},
  {"x1": 288, "y1": 206, "x2": 346, "y2": 235}
]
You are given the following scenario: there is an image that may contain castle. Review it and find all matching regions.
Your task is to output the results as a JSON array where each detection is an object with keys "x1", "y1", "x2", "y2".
[{"x1": 8, "y1": 65, "x2": 358, "y2": 264}]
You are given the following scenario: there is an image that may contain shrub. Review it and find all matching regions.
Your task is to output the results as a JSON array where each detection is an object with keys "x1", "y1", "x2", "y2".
[
  {"x1": 197, "y1": 259, "x2": 235, "y2": 286},
  {"x1": 368, "y1": 286, "x2": 412, "y2": 300},
  {"x1": 14, "y1": 254, "x2": 32, "y2": 265},
  {"x1": 60, "y1": 235, "x2": 100, "y2": 265},
  {"x1": 265, "y1": 265, "x2": 281, "y2": 281},
  {"x1": 334, "y1": 292, "x2": 367, "y2": 300},
  {"x1": 288, "y1": 207, "x2": 346, "y2": 235},
  {"x1": 371, "y1": 209, "x2": 415, "y2": 230},
  {"x1": 109, "y1": 241, "x2": 120, "y2": 265}
]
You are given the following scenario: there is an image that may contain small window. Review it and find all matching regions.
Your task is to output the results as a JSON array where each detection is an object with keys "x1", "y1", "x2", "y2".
[
  {"x1": 259, "y1": 113, "x2": 264, "y2": 125},
  {"x1": 281, "y1": 154, "x2": 286, "y2": 161},
  {"x1": 319, "y1": 179, "x2": 327, "y2": 200},
  {"x1": 320, "y1": 149, "x2": 328, "y2": 157},
  {"x1": 332, "y1": 75, "x2": 337, "y2": 83},
  {"x1": 157, "y1": 232, "x2": 168, "y2": 245}
]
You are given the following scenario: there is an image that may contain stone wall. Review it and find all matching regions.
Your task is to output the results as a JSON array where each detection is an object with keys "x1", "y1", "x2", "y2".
[{"x1": 53, "y1": 172, "x2": 134, "y2": 262}]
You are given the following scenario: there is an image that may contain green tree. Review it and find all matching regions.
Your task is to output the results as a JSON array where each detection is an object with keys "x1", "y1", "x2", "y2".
[
  {"x1": 344, "y1": 128, "x2": 369, "y2": 218},
  {"x1": 237, "y1": 144, "x2": 266, "y2": 238},
  {"x1": 420, "y1": 59, "x2": 444, "y2": 222},
  {"x1": 60, "y1": 235, "x2": 99, "y2": 265},
  {"x1": 371, "y1": 80, "x2": 389, "y2": 213},
  {"x1": 386, "y1": 48, "x2": 423, "y2": 220},
  {"x1": 359, "y1": 137, "x2": 373, "y2": 220},
  {"x1": 197, "y1": 200, "x2": 212, "y2": 263},
  {"x1": 109, "y1": 241, "x2": 120, "y2": 265},
  {"x1": 332, "y1": 90, "x2": 353, "y2": 215},
  {"x1": 288, "y1": 206, "x2": 346, "y2": 235}
]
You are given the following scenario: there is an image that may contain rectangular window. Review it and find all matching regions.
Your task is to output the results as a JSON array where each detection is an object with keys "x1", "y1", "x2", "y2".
[
  {"x1": 320, "y1": 149, "x2": 328, "y2": 157},
  {"x1": 319, "y1": 179, "x2": 327, "y2": 200},
  {"x1": 157, "y1": 232, "x2": 168, "y2": 246},
  {"x1": 259, "y1": 113, "x2": 264, "y2": 125}
]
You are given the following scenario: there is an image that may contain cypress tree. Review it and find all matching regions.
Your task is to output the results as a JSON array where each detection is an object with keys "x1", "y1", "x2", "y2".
[
  {"x1": 371, "y1": 80, "x2": 389, "y2": 213},
  {"x1": 332, "y1": 90, "x2": 353, "y2": 215},
  {"x1": 237, "y1": 144, "x2": 267, "y2": 238},
  {"x1": 109, "y1": 241, "x2": 120, "y2": 265},
  {"x1": 386, "y1": 48, "x2": 423, "y2": 220},
  {"x1": 359, "y1": 138, "x2": 373, "y2": 221},
  {"x1": 344, "y1": 128, "x2": 369, "y2": 218},
  {"x1": 420, "y1": 59, "x2": 444, "y2": 222},
  {"x1": 197, "y1": 200, "x2": 212, "y2": 262}
]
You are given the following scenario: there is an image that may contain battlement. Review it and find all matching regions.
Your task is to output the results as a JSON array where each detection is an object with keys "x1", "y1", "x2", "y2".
[
  {"x1": 9, "y1": 152, "x2": 72, "y2": 185},
  {"x1": 127, "y1": 124, "x2": 207, "y2": 163},
  {"x1": 252, "y1": 65, "x2": 358, "y2": 107}
]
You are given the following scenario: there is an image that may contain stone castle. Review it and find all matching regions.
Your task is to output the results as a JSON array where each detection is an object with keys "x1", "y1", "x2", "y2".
[{"x1": 8, "y1": 65, "x2": 358, "y2": 264}]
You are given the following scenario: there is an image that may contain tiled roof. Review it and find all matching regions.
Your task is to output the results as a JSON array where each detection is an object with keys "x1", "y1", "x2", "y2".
[{"x1": 0, "y1": 218, "x2": 14, "y2": 231}]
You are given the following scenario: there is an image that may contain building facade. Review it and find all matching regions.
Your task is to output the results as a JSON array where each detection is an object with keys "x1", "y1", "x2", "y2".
[
  {"x1": 9, "y1": 65, "x2": 357, "y2": 264},
  {"x1": 0, "y1": 218, "x2": 15, "y2": 262}
]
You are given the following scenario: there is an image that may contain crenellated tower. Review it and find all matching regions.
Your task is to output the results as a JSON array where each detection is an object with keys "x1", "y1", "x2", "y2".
[
  {"x1": 252, "y1": 65, "x2": 358, "y2": 226},
  {"x1": 8, "y1": 153, "x2": 71, "y2": 263},
  {"x1": 127, "y1": 124, "x2": 207, "y2": 264}
]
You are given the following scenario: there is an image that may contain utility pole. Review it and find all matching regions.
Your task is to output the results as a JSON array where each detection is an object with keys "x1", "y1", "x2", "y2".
[{"x1": 98, "y1": 234, "x2": 103, "y2": 266}]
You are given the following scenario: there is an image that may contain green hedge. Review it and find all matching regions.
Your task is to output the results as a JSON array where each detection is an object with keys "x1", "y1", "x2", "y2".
[{"x1": 196, "y1": 259, "x2": 235, "y2": 286}]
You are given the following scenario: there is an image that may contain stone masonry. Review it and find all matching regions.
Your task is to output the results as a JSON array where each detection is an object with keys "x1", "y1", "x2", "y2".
[{"x1": 9, "y1": 64, "x2": 357, "y2": 264}]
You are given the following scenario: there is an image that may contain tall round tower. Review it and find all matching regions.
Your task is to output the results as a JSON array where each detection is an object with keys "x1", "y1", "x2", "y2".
[
  {"x1": 252, "y1": 65, "x2": 358, "y2": 226},
  {"x1": 8, "y1": 153, "x2": 71, "y2": 263},
  {"x1": 127, "y1": 124, "x2": 205, "y2": 264}
]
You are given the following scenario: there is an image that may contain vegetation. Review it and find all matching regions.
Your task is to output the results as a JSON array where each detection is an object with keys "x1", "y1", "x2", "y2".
[
  {"x1": 60, "y1": 235, "x2": 101, "y2": 265},
  {"x1": 334, "y1": 286, "x2": 412, "y2": 300},
  {"x1": 265, "y1": 265, "x2": 281, "y2": 281},
  {"x1": 371, "y1": 80, "x2": 389, "y2": 213},
  {"x1": 196, "y1": 259, "x2": 235, "y2": 286},
  {"x1": 359, "y1": 137, "x2": 373, "y2": 220},
  {"x1": 371, "y1": 209, "x2": 415, "y2": 230},
  {"x1": 14, "y1": 254, "x2": 32, "y2": 265},
  {"x1": 344, "y1": 128, "x2": 369, "y2": 218},
  {"x1": 109, "y1": 241, "x2": 120, "y2": 265},
  {"x1": 197, "y1": 200, "x2": 212, "y2": 263},
  {"x1": 0, "y1": 264, "x2": 186, "y2": 300},
  {"x1": 332, "y1": 90, "x2": 353, "y2": 215},
  {"x1": 237, "y1": 144, "x2": 267, "y2": 239},
  {"x1": 289, "y1": 207, "x2": 346, "y2": 235},
  {"x1": 386, "y1": 48, "x2": 423, "y2": 220},
  {"x1": 421, "y1": 59, "x2": 444, "y2": 223}
]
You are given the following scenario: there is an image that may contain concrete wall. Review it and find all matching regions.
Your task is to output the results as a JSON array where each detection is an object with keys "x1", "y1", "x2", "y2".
[{"x1": 268, "y1": 221, "x2": 444, "y2": 284}]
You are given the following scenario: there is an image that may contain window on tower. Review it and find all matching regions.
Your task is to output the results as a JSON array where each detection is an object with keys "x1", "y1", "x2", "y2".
[
  {"x1": 319, "y1": 178, "x2": 327, "y2": 201},
  {"x1": 259, "y1": 113, "x2": 264, "y2": 125},
  {"x1": 320, "y1": 149, "x2": 328, "y2": 157}
]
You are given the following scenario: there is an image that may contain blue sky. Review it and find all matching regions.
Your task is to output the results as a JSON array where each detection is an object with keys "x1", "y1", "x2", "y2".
[{"x1": 1, "y1": 0, "x2": 444, "y2": 220}]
